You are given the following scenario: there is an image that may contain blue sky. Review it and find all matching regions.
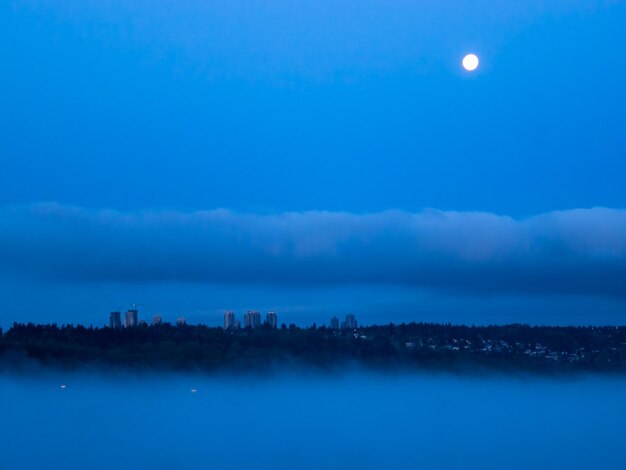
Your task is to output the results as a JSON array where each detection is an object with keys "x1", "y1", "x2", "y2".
[{"x1": 1, "y1": 0, "x2": 625, "y2": 326}]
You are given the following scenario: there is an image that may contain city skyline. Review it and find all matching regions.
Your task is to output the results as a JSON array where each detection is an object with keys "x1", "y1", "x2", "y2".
[{"x1": 107, "y1": 308, "x2": 359, "y2": 330}]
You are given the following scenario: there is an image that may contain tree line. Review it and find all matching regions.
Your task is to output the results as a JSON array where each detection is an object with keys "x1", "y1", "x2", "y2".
[{"x1": 1, "y1": 321, "x2": 625, "y2": 374}]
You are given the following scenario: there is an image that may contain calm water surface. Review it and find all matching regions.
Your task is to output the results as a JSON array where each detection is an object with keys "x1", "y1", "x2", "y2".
[{"x1": 1, "y1": 371, "x2": 625, "y2": 469}]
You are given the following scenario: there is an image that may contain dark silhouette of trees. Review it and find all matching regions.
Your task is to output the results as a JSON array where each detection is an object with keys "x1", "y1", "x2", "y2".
[{"x1": 1, "y1": 321, "x2": 625, "y2": 374}]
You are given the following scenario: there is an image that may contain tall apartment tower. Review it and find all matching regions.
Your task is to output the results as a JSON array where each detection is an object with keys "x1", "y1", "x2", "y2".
[
  {"x1": 224, "y1": 311, "x2": 236, "y2": 330},
  {"x1": 342, "y1": 314, "x2": 357, "y2": 330},
  {"x1": 330, "y1": 316, "x2": 339, "y2": 330},
  {"x1": 266, "y1": 311, "x2": 278, "y2": 328},
  {"x1": 124, "y1": 309, "x2": 138, "y2": 328},
  {"x1": 109, "y1": 311, "x2": 122, "y2": 329},
  {"x1": 244, "y1": 311, "x2": 262, "y2": 329}
]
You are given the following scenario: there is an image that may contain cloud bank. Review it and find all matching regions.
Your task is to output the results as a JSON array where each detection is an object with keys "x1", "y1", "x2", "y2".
[{"x1": 1, "y1": 203, "x2": 626, "y2": 297}]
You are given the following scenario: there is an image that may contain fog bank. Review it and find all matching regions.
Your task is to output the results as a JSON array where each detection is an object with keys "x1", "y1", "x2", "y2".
[{"x1": 2, "y1": 371, "x2": 625, "y2": 469}]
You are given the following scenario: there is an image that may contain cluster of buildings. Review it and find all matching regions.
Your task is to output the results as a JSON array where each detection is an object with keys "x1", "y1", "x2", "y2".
[
  {"x1": 108, "y1": 309, "x2": 137, "y2": 329},
  {"x1": 223, "y1": 312, "x2": 359, "y2": 330},
  {"x1": 224, "y1": 311, "x2": 278, "y2": 329},
  {"x1": 109, "y1": 308, "x2": 359, "y2": 331},
  {"x1": 108, "y1": 309, "x2": 186, "y2": 329},
  {"x1": 330, "y1": 314, "x2": 358, "y2": 330}
]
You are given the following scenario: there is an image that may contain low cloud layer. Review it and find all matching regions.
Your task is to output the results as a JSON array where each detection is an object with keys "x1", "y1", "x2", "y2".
[{"x1": 1, "y1": 203, "x2": 626, "y2": 297}]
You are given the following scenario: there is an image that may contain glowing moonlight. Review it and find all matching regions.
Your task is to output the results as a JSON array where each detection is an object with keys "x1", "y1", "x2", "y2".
[{"x1": 462, "y1": 54, "x2": 479, "y2": 71}]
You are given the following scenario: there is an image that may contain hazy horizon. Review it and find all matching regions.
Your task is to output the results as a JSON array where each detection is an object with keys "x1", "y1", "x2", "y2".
[{"x1": 3, "y1": 370, "x2": 625, "y2": 469}]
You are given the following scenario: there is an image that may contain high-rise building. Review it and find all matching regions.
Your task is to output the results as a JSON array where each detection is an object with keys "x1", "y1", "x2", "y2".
[
  {"x1": 244, "y1": 311, "x2": 262, "y2": 329},
  {"x1": 266, "y1": 311, "x2": 278, "y2": 328},
  {"x1": 224, "y1": 311, "x2": 236, "y2": 330},
  {"x1": 343, "y1": 314, "x2": 357, "y2": 330},
  {"x1": 330, "y1": 316, "x2": 339, "y2": 330},
  {"x1": 176, "y1": 317, "x2": 186, "y2": 326},
  {"x1": 152, "y1": 315, "x2": 162, "y2": 326},
  {"x1": 109, "y1": 311, "x2": 121, "y2": 329},
  {"x1": 124, "y1": 309, "x2": 138, "y2": 328}
]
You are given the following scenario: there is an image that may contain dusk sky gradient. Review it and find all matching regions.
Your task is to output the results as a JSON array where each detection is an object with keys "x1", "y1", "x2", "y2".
[{"x1": 1, "y1": 0, "x2": 625, "y2": 327}]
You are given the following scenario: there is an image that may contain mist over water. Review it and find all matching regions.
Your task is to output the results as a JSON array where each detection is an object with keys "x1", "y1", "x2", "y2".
[{"x1": 1, "y1": 372, "x2": 625, "y2": 469}]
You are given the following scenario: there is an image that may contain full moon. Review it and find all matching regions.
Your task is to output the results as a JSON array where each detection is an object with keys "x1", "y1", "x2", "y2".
[{"x1": 462, "y1": 53, "x2": 479, "y2": 71}]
